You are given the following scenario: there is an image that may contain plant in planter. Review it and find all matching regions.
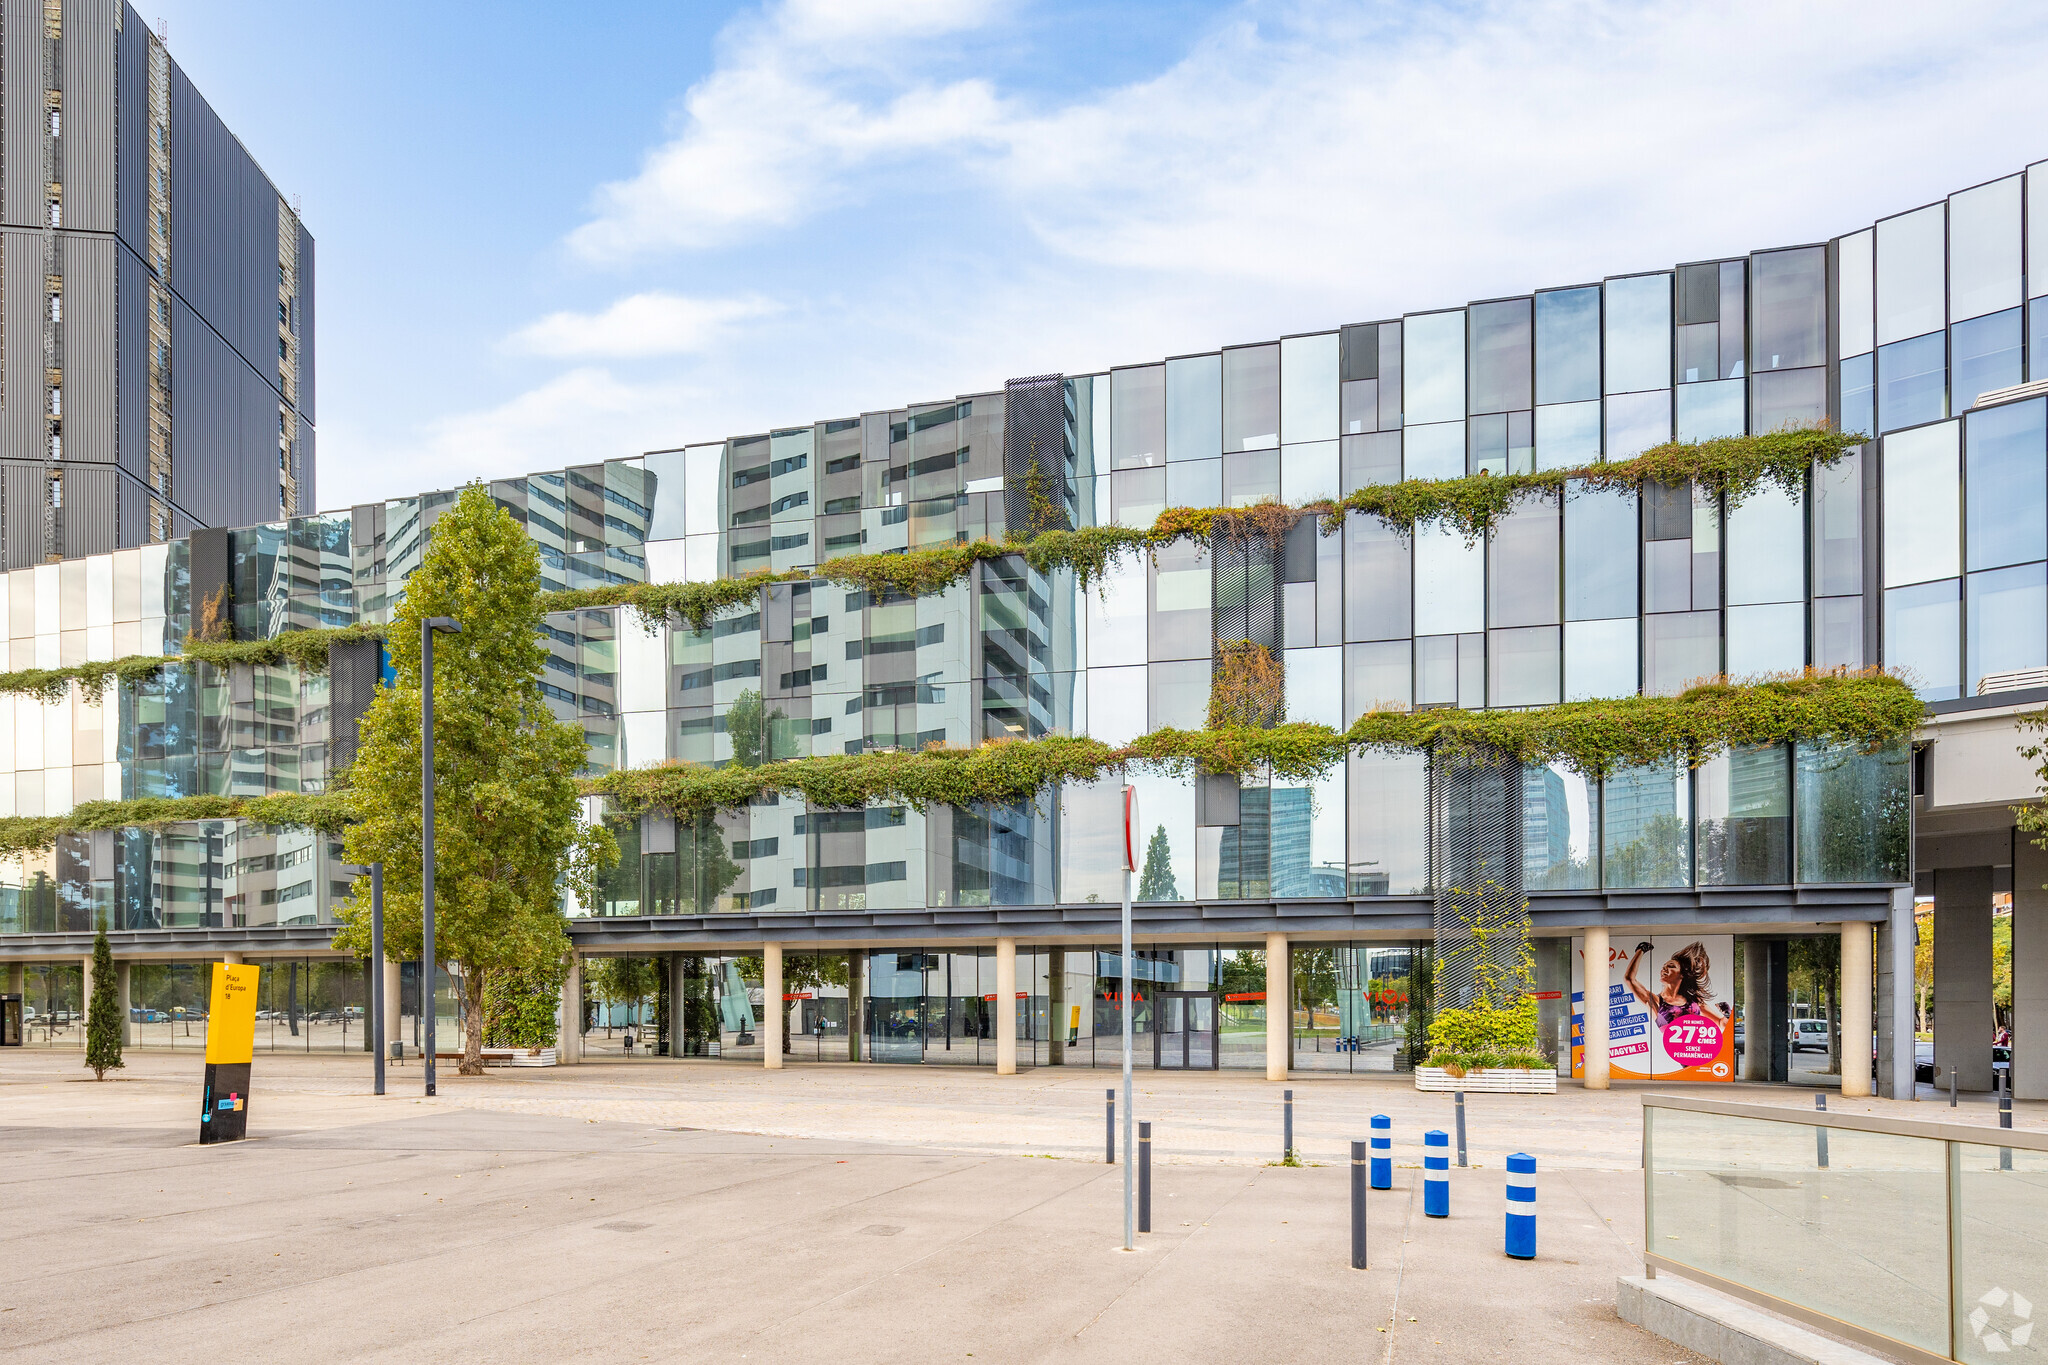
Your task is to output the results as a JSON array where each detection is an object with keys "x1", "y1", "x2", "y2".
[{"x1": 1417, "y1": 886, "x2": 1556, "y2": 1092}]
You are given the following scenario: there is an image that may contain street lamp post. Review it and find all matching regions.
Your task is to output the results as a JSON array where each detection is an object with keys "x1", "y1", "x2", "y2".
[
  {"x1": 370, "y1": 861, "x2": 384, "y2": 1096},
  {"x1": 1120, "y1": 783, "x2": 1138, "y2": 1252},
  {"x1": 421, "y1": 615, "x2": 462, "y2": 1097}
]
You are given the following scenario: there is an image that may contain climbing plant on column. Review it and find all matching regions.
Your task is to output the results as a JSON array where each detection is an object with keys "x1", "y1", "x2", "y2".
[{"x1": 329, "y1": 484, "x2": 617, "y2": 1077}]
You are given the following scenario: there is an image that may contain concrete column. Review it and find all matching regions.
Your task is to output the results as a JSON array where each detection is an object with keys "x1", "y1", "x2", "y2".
[
  {"x1": 763, "y1": 944, "x2": 783, "y2": 1070},
  {"x1": 1840, "y1": 920, "x2": 1874, "y2": 1098},
  {"x1": 666, "y1": 952, "x2": 683, "y2": 1058},
  {"x1": 116, "y1": 963, "x2": 133, "y2": 1045},
  {"x1": 1934, "y1": 866, "x2": 1996, "y2": 1092},
  {"x1": 995, "y1": 938, "x2": 1018, "y2": 1076},
  {"x1": 382, "y1": 957, "x2": 402, "y2": 1060},
  {"x1": 1583, "y1": 926, "x2": 1610, "y2": 1090},
  {"x1": 1741, "y1": 939, "x2": 1770, "y2": 1081},
  {"x1": 1875, "y1": 888, "x2": 1917, "y2": 1099},
  {"x1": 219, "y1": 952, "x2": 243, "y2": 965},
  {"x1": 1265, "y1": 933, "x2": 1288, "y2": 1081},
  {"x1": 2014, "y1": 836, "x2": 2048, "y2": 1100},
  {"x1": 558, "y1": 955, "x2": 582, "y2": 1065},
  {"x1": 847, "y1": 951, "x2": 863, "y2": 1062}
]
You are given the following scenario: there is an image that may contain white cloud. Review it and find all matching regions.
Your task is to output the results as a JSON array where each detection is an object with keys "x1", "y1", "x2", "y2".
[
  {"x1": 401, "y1": 368, "x2": 708, "y2": 492},
  {"x1": 509, "y1": 292, "x2": 779, "y2": 358},
  {"x1": 566, "y1": 0, "x2": 1009, "y2": 259},
  {"x1": 331, "y1": 0, "x2": 2048, "y2": 510},
  {"x1": 569, "y1": 0, "x2": 2048, "y2": 308}
]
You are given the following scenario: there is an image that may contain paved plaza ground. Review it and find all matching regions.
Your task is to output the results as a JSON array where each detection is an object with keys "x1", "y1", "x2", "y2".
[{"x1": 5, "y1": 1052, "x2": 2037, "y2": 1362}]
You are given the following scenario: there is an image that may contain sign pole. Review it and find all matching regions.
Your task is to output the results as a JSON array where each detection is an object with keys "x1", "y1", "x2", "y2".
[
  {"x1": 1121, "y1": 783, "x2": 1138, "y2": 1252},
  {"x1": 422, "y1": 620, "x2": 437, "y2": 1099},
  {"x1": 370, "y1": 862, "x2": 385, "y2": 1097},
  {"x1": 420, "y1": 616, "x2": 461, "y2": 1098}
]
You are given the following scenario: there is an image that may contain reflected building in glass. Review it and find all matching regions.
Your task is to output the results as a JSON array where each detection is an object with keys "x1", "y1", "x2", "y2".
[{"x1": 18, "y1": 161, "x2": 2048, "y2": 1096}]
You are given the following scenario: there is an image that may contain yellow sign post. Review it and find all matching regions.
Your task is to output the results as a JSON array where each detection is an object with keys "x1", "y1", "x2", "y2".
[{"x1": 199, "y1": 962, "x2": 260, "y2": 1144}]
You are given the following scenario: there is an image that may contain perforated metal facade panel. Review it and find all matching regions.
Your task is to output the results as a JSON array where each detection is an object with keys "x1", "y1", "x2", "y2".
[
  {"x1": 1001, "y1": 373, "x2": 1069, "y2": 536},
  {"x1": 1430, "y1": 747, "x2": 1529, "y2": 1011}
]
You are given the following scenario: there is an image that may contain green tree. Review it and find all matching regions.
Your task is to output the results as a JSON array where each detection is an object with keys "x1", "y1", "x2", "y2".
[
  {"x1": 724, "y1": 687, "x2": 785, "y2": 769},
  {"x1": 1790, "y1": 935, "x2": 1842, "y2": 1073},
  {"x1": 83, "y1": 925, "x2": 123, "y2": 1080},
  {"x1": 1135, "y1": 825, "x2": 1178, "y2": 902},
  {"x1": 588, "y1": 957, "x2": 661, "y2": 1035},
  {"x1": 331, "y1": 484, "x2": 617, "y2": 1076}
]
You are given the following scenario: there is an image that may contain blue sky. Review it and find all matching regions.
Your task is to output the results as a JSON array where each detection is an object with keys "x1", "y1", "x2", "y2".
[{"x1": 148, "y1": 0, "x2": 2048, "y2": 512}]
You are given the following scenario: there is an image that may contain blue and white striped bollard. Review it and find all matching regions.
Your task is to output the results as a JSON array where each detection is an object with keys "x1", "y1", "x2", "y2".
[
  {"x1": 1423, "y1": 1129, "x2": 1449, "y2": 1218},
  {"x1": 1370, "y1": 1113, "x2": 1392, "y2": 1190},
  {"x1": 1505, "y1": 1152, "x2": 1536, "y2": 1259}
]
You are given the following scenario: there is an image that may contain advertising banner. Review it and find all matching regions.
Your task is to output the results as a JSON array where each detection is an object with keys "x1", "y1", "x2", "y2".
[
  {"x1": 1571, "y1": 935, "x2": 1734, "y2": 1082},
  {"x1": 199, "y1": 962, "x2": 261, "y2": 1144}
]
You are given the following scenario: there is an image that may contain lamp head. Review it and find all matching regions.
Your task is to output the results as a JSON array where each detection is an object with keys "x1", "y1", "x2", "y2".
[{"x1": 425, "y1": 616, "x2": 463, "y2": 634}]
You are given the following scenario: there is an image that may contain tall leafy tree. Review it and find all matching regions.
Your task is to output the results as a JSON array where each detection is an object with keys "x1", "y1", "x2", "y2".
[
  {"x1": 332, "y1": 485, "x2": 616, "y2": 1076},
  {"x1": 1136, "y1": 825, "x2": 1178, "y2": 902},
  {"x1": 83, "y1": 924, "x2": 123, "y2": 1080}
]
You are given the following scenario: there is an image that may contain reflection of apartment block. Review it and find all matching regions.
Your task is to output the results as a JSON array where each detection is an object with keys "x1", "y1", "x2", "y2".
[{"x1": 0, "y1": 1, "x2": 314, "y2": 567}]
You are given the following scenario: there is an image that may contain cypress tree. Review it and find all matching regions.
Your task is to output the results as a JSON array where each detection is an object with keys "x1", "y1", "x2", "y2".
[{"x1": 84, "y1": 925, "x2": 123, "y2": 1080}]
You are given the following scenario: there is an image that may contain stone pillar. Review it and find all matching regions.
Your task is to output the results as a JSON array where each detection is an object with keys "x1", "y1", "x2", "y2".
[
  {"x1": 382, "y1": 957, "x2": 402, "y2": 1060},
  {"x1": 2015, "y1": 836, "x2": 2048, "y2": 1100},
  {"x1": 995, "y1": 938, "x2": 1018, "y2": 1075},
  {"x1": 558, "y1": 954, "x2": 582, "y2": 1065},
  {"x1": 1875, "y1": 888, "x2": 1917, "y2": 1099},
  {"x1": 1265, "y1": 933, "x2": 1288, "y2": 1081},
  {"x1": 117, "y1": 963, "x2": 133, "y2": 1045},
  {"x1": 763, "y1": 944, "x2": 783, "y2": 1070},
  {"x1": 219, "y1": 952, "x2": 243, "y2": 965},
  {"x1": 1840, "y1": 921, "x2": 1874, "y2": 1098},
  {"x1": 667, "y1": 952, "x2": 684, "y2": 1058},
  {"x1": 1741, "y1": 939, "x2": 1770, "y2": 1081},
  {"x1": 80, "y1": 953, "x2": 95, "y2": 1046},
  {"x1": 1582, "y1": 926, "x2": 1610, "y2": 1090},
  {"x1": 847, "y1": 951, "x2": 864, "y2": 1062},
  {"x1": 1934, "y1": 867, "x2": 1996, "y2": 1092}
]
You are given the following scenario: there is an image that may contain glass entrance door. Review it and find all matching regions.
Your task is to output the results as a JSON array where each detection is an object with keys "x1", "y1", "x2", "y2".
[{"x1": 1154, "y1": 991, "x2": 1220, "y2": 1070}]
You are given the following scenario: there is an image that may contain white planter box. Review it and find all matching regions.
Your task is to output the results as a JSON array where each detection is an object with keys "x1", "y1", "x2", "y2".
[
  {"x1": 473, "y1": 1047, "x2": 558, "y2": 1067},
  {"x1": 1414, "y1": 1066, "x2": 1557, "y2": 1094}
]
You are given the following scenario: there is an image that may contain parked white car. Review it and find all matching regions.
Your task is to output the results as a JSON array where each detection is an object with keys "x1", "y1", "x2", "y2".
[{"x1": 1790, "y1": 1019, "x2": 1831, "y2": 1053}]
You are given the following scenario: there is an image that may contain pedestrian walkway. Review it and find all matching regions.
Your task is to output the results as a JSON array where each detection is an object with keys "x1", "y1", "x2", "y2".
[
  {"x1": 5, "y1": 1050, "x2": 2033, "y2": 1172},
  {"x1": 4, "y1": 1072, "x2": 1710, "y2": 1364}
]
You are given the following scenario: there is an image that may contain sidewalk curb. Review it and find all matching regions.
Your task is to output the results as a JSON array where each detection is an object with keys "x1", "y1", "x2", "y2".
[{"x1": 1616, "y1": 1274, "x2": 1898, "y2": 1365}]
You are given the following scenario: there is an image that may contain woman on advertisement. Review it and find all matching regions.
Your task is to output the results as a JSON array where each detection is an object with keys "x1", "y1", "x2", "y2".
[{"x1": 1623, "y1": 941, "x2": 1730, "y2": 1028}]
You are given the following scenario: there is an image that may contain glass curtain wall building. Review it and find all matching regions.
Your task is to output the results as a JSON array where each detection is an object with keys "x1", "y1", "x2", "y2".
[{"x1": 17, "y1": 163, "x2": 2048, "y2": 1088}]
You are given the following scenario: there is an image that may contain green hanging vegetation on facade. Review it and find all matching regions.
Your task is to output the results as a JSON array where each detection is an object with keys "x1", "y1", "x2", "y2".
[
  {"x1": 0, "y1": 426, "x2": 1862, "y2": 705},
  {"x1": 0, "y1": 668, "x2": 1919, "y2": 857}
]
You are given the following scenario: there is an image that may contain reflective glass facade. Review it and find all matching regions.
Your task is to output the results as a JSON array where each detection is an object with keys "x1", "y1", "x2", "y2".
[{"x1": 18, "y1": 163, "x2": 2046, "y2": 951}]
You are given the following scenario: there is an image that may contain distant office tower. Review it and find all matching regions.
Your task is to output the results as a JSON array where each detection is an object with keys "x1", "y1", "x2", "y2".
[{"x1": 0, "y1": 0, "x2": 313, "y2": 566}]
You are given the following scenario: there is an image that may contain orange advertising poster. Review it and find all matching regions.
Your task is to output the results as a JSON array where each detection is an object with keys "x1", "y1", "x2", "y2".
[{"x1": 1570, "y1": 935, "x2": 1734, "y2": 1082}]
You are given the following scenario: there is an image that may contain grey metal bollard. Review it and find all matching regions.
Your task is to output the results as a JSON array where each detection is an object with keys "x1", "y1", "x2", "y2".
[
  {"x1": 1454, "y1": 1091, "x2": 1468, "y2": 1167},
  {"x1": 1284, "y1": 1088, "x2": 1294, "y2": 1161},
  {"x1": 1815, "y1": 1092, "x2": 1829, "y2": 1169},
  {"x1": 1139, "y1": 1121, "x2": 1152, "y2": 1233},
  {"x1": 1951, "y1": 1067, "x2": 1959, "y2": 1108},
  {"x1": 2001, "y1": 1073, "x2": 2013, "y2": 1172},
  {"x1": 1106, "y1": 1088, "x2": 1116, "y2": 1164},
  {"x1": 1350, "y1": 1139, "x2": 1368, "y2": 1269}
]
